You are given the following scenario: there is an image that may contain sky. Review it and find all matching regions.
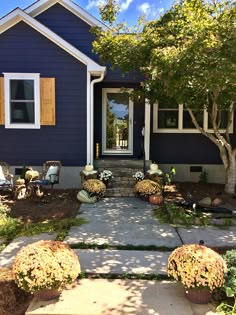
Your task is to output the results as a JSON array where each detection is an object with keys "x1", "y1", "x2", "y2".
[{"x1": 0, "y1": 0, "x2": 175, "y2": 25}]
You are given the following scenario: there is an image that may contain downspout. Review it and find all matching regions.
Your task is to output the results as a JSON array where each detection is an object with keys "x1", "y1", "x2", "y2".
[{"x1": 90, "y1": 72, "x2": 105, "y2": 165}]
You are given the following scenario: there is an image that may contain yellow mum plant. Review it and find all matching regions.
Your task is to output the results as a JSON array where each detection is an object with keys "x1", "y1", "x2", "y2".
[
  {"x1": 83, "y1": 179, "x2": 106, "y2": 197},
  {"x1": 167, "y1": 244, "x2": 227, "y2": 292},
  {"x1": 12, "y1": 240, "x2": 80, "y2": 293},
  {"x1": 134, "y1": 179, "x2": 161, "y2": 196}
]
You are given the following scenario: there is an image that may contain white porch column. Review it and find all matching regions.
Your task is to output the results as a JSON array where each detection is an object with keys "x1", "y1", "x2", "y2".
[{"x1": 144, "y1": 98, "x2": 151, "y2": 160}]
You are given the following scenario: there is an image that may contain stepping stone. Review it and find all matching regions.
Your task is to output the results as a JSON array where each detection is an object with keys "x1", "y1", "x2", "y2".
[
  {"x1": 77, "y1": 249, "x2": 171, "y2": 275},
  {"x1": 0, "y1": 233, "x2": 57, "y2": 268},
  {"x1": 177, "y1": 226, "x2": 236, "y2": 247},
  {"x1": 65, "y1": 222, "x2": 182, "y2": 247},
  {"x1": 25, "y1": 279, "x2": 216, "y2": 315}
]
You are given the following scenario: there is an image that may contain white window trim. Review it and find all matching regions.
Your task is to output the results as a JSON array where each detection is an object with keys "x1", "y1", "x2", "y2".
[
  {"x1": 3, "y1": 73, "x2": 40, "y2": 129},
  {"x1": 102, "y1": 88, "x2": 134, "y2": 155},
  {"x1": 153, "y1": 103, "x2": 234, "y2": 133}
]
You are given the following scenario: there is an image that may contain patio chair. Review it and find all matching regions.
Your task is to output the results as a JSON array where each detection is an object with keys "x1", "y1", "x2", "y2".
[
  {"x1": 29, "y1": 160, "x2": 62, "y2": 191},
  {"x1": 0, "y1": 161, "x2": 13, "y2": 190}
]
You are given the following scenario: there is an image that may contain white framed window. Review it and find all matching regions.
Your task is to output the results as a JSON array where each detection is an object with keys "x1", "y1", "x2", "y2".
[
  {"x1": 153, "y1": 102, "x2": 233, "y2": 133},
  {"x1": 4, "y1": 73, "x2": 40, "y2": 129}
]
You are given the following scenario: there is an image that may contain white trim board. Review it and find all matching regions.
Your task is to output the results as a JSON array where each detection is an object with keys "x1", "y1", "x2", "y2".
[
  {"x1": 25, "y1": 0, "x2": 108, "y2": 32},
  {"x1": 102, "y1": 88, "x2": 134, "y2": 156},
  {"x1": 0, "y1": 8, "x2": 106, "y2": 75}
]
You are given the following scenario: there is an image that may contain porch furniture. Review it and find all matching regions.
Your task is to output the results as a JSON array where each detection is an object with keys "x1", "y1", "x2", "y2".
[
  {"x1": 28, "y1": 161, "x2": 62, "y2": 191},
  {"x1": 0, "y1": 161, "x2": 13, "y2": 190}
]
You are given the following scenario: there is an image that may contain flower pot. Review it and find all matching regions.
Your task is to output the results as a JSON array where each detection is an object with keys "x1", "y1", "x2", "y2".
[
  {"x1": 103, "y1": 179, "x2": 109, "y2": 187},
  {"x1": 184, "y1": 287, "x2": 212, "y2": 304},
  {"x1": 139, "y1": 194, "x2": 149, "y2": 201},
  {"x1": 34, "y1": 289, "x2": 61, "y2": 301}
]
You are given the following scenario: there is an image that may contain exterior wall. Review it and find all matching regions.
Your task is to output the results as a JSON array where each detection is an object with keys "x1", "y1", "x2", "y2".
[
  {"x1": 36, "y1": 3, "x2": 99, "y2": 62},
  {"x1": 159, "y1": 164, "x2": 226, "y2": 184},
  {"x1": 36, "y1": 3, "x2": 142, "y2": 83},
  {"x1": 94, "y1": 82, "x2": 145, "y2": 159},
  {"x1": 150, "y1": 107, "x2": 236, "y2": 165},
  {"x1": 10, "y1": 165, "x2": 83, "y2": 189},
  {"x1": 0, "y1": 21, "x2": 87, "y2": 166}
]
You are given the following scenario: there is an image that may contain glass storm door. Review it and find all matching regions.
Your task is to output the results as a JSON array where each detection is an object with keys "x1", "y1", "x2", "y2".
[{"x1": 102, "y1": 88, "x2": 133, "y2": 155}]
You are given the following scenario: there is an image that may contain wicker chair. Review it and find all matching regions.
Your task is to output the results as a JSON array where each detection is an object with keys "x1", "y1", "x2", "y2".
[
  {"x1": 42, "y1": 160, "x2": 62, "y2": 189},
  {"x1": 0, "y1": 161, "x2": 13, "y2": 190},
  {"x1": 28, "y1": 160, "x2": 62, "y2": 192}
]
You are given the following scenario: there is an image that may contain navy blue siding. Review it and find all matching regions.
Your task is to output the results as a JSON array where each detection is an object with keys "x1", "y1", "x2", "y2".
[
  {"x1": 0, "y1": 22, "x2": 87, "y2": 166},
  {"x1": 94, "y1": 82, "x2": 145, "y2": 159},
  {"x1": 36, "y1": 4, "x2": 142, "y2": 83},
  {"x1": 150, "y1": 112, "x2": 236, "y2": 165}
]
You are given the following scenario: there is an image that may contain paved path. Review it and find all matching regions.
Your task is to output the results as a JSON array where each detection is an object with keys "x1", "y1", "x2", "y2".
[
  {"x1": 65, "y1": 197, "x2": 182, "y2": 248},
  {"x1": 26, "y1": 279, "x2": 216, "y2": 315},
  {"x1": 1, "y1": 196, "x2": 227, "y2": 314}
]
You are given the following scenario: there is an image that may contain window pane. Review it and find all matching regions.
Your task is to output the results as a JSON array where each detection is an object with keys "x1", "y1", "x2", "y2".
[
  {"x1": 10, "y1": 80, "x2": 34, "y2": 100},
  {"x1": 106, "y1": 93, "x2": 129, "y2": 150},
  {"x1": 183, "y1": 110, "x2": 203, "y2": 128},
  {"x1": 158, "y1": 111, "x2": 178, "y2": 128},
  {"x1": 208, "y1": 111, "x2": 228, "y2": 129},
  {"x1": 10, "y1": 102, "x2": 35, "y2": 123}
]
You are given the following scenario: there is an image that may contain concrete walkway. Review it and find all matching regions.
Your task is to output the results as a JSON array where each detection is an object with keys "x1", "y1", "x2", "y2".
[
  {"x1": 26, "y1": 280, "x2": 216, "y2": 315},
  {"x1": 1, "y1": 196, "x2": 235, "y2": 314},
  {"x1": 65, "y1": 198, "x2": 182, "y2": 247}
]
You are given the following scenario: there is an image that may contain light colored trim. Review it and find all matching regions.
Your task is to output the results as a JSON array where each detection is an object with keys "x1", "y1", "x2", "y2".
[
  {"x1": 89, "y1": 73, "x2": 105, "y2": 165},
  {"x1": 102, "y1": 88, "x2": 134, "y2": 155},
  {"x1": 144, "y1": 98, "x2": 150, "y2": 160},
  {"x1": 26, "y1": 0, "x2": 108, "y2": 31},
  {"x1": 3, "y1": 73, "x2": 40, "y2": 129},
  {"x1": 0, "y1": 8, "x2": 106, "y2": 75},
  {"x1": 153, "y1": 103, "x2": 234, "y2": 134},
  {"x1": 25, "y1": 0, "x2": 108, "y2": 31},
  {"x1": 87, "y1": 72, "x2": 91, "y2": 165}
]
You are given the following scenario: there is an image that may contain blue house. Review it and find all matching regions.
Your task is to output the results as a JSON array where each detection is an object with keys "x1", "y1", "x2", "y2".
[{"x1": 0, "y1": 0, "x2": 234, "y2": 188}]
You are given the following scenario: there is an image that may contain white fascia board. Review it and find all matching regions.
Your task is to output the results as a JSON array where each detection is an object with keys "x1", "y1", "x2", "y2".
[
  {"x1": 0, "y1": 8, "x2": 106, "y2": 74},
  {"x1": 25, "y1": 0, "x2": 108, "y2": 31}
]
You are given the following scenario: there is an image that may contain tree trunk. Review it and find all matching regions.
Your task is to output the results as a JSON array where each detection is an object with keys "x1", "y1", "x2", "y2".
[{"x1": 225, "y1": 159, "x2": 236, "y2": 194}]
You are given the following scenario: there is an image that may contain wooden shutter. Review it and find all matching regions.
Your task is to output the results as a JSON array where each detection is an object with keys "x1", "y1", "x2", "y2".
[
  {"x1": 0, "y1": 77, "x2": 4, "y2": 125},
  {"x1": 40, "y1": 78, "x2": 55, "y2": 125}
]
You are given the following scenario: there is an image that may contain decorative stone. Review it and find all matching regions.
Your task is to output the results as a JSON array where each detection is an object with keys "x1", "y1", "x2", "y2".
[
  {"x1": 211, "y1": 197, "x2": 223, "y2": 207},
  {"x1": 198, "y1": 197, "x2": 212, "y2": 207}
]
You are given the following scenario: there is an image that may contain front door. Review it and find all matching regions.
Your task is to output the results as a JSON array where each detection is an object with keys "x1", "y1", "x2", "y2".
[{"x1": 102, "y1": 88, "x2": 133, "y2": 155}]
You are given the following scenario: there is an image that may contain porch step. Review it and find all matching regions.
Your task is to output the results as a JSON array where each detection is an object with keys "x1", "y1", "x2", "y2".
[
  {"x1": 95, "y1": 159, "x2": 149, "y2": 197},
  {"x1": 105, "y1": 187, "x2": 135, "y2": 197}
]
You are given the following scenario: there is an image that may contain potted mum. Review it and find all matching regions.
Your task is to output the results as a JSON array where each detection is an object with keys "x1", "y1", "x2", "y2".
[
  {"x1": 12, "y1": 240, "x2": 81, "y2": 301},
  {"x1": 134, "y1": 179, "x2": 162, "y2": 201},
  {"x1": 83, "y1": 179, "x2": 106, "y2": 198},
  {"x1": 99, "y1": 170, "x2": 113, "y2": 187},
  {"x1": 133, "y1": 171, "x2": 144, "y2": 182},
  {"x1": 167, "y1": 244, "x2": 227, "y2": 304}
]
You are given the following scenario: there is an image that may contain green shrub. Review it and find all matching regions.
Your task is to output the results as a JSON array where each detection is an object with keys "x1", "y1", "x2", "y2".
[{"x1": 217, "y1": 250, "x2": 236, "y2": 314}]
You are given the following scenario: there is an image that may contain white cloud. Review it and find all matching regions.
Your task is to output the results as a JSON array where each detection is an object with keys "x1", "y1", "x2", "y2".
[
  {"x1": 86, "y1": 0, "x2": 105, "y2": 10},
  {"x1": 138, "y1": 2, "x2": 150, "y2": 15},
  {"x1": 86, "y1": 0, "x2": 133, "y2": 12},
  {"x1": 119, "y1": 0, "x2": 133, "y2": 12},
  {"x1": 138, "y1": 2, "x2": 165, "y2": 18}
]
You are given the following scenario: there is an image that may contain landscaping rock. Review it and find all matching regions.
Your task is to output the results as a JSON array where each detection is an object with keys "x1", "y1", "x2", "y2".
[{"x1": 198, "y1": 197, "x2": 211, "y2": 207}]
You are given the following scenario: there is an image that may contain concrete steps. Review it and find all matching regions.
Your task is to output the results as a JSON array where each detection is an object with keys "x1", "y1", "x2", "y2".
[{"x1": 95, "y1": 159, "x2": 150, "y2": 197}]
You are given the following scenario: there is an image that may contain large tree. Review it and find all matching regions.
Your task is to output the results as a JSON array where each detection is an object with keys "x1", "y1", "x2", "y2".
[{"x1": 93, "y1": 0, "x2": 236, "y2": 193}]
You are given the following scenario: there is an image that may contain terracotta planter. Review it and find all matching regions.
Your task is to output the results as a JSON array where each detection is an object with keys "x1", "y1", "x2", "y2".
[
  {"x1": 34, "y1": 289, "x2": 61, "y2": 301},
  {"x1": 184, "y1": 287, "x2": 212, "y2": 304},
  {"x1": 139, "y1": 194, "x2": 150, "y2": 202}
]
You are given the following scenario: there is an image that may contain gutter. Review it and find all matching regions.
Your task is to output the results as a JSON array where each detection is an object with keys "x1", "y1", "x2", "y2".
[{"x1": 89, "y1": 72, "x2": 105, "y2": 165}]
